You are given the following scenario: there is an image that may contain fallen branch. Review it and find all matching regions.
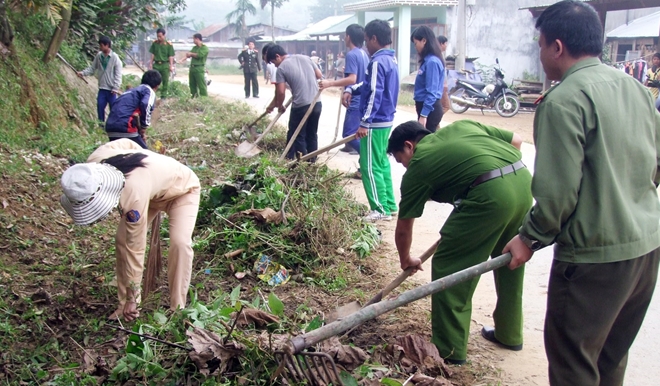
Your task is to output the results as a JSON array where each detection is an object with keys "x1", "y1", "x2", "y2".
[
  {"x1": 107, "y1": 323, "x2": 188, "y2": 350},
  {"x1": 279, "y1": 175, "x2": 298, "y2": 226}
]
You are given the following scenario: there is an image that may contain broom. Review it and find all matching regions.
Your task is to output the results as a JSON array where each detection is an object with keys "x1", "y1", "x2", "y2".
[{"x1": 142, "y1": 213, "x2": 163, "y2": 299}]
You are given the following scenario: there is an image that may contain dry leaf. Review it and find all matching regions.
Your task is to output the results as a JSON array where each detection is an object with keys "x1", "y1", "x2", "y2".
[
  {"x1": 232, "y1": 208, "x2": 284, "y2": 224},
  {"x1": 233, "y1": 308, "x2": 279, "y2": 328},
  {"x1": 1, "y1": 198, "x2": 8, "y2": 209},
  {"x1": 256, "y1": 331, "x2": 289, "y2": 351},
  {"x1": 320, "y1": 336, "x2": 368, "y2": 371},
  {"x1": 411, "y1": 374, "x2": 454, "y2": 386},
  {"x1": 187, "y1": 327, "x2": 244, "y2": 376},
  {"x1": 234, "y1": 272, "x2": 246, "y2": 279},
  {"x1": 394, "y1": 335, "x2": 452, "y2": 378}
]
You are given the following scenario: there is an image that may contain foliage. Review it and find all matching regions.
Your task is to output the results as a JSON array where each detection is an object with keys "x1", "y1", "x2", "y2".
[
  {"x1": 522, "y1": 70, "x2": 539, "y2": 82},
  {"x1": 225, "y1": 0, "x2": 257, "y2": 44},
  {"x1": 308, "y1": 0, "x2": 353, "y2": 23},
  {"x1": 9, "y1": 0, "x2": 70, "y2": 24},
  {"x1": 68, "y1": 0, "x2": 187, "y2": 57},
  {"x1": 602, "y1": 43, "x2": 613, "y2": 66}
]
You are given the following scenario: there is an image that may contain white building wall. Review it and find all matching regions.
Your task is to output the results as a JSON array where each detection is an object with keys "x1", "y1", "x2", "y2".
[{"x1": 447, "y1": 0, "x2": 540, "y2": 81}]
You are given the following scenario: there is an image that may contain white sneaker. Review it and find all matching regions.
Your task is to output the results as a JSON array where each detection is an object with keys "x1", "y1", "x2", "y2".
[{"x1": 363, "y1": 210, "x2": 392, "y2": 222}]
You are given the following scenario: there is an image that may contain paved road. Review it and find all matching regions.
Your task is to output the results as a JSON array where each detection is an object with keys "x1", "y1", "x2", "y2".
[{"x1": 203, "y1": 77, "x2": 659, "y2": 385}]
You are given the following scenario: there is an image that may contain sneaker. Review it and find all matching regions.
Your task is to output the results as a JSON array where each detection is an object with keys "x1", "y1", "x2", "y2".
[
  {"x1": 253, "y1": 95, "x2": 259, "y2": 98},
  {"x1": 362, "y1": 210, "x2": 392, "y2": 222}
]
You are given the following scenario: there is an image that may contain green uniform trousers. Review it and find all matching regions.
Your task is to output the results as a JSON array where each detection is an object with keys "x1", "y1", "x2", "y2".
[
  {"x1": 359, "y1": 127, "x2": 397, "y2": 215},
  {"x1": 189, "y1": 68, "x2": 207, "y2": 98},
  {"x1": 431, "y1": 169, "x2": 532, "y2": 361},
  {"x1": 153, "y1": 63, "x2": 170, "y2": 98}
]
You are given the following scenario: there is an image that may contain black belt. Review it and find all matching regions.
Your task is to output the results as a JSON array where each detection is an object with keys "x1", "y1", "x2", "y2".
[{"x1": 470, "y1": 160, "x2": 526, "y2": 188}]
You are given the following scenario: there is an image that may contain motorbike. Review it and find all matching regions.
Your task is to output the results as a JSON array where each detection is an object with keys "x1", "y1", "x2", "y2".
[{"x1": 448, "y1": 58, "x2": 520, "y2": 118}]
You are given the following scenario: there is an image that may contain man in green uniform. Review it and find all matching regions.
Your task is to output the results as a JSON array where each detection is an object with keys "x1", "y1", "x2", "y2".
[
  {"x1": 149, "y1": 28, "x2": 175, "y2": 99},
  {"x1": 186, "y1": 33, "x2": 208, "y2": 98},
  {"x1": 387, "y1": 120, "x2": 531, "y2": 365}
]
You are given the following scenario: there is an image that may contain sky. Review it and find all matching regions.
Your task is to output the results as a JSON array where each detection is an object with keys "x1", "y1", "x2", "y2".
[{"x1": 176, "y1": 0, "x2": 327, "y2": 30}]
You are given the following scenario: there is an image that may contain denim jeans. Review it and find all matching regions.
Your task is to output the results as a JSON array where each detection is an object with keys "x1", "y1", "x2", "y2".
[{"x1": 97, "y1": 89, "x2": 117, "y2": 122}]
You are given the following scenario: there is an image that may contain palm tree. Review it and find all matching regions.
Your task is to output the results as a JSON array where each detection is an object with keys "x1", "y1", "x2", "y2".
[
  {"x1": 225, "y1": 0, "x2": 257, "y2": 44},
  {"x1": 259, "y1": 0, "x2": 287, "y2": 44}
]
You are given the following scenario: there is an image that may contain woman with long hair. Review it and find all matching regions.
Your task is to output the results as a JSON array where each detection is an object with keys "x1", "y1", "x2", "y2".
[
  {"x1": 59, "y1": 139, "x2": 201, "y2": 321},
  {"x1": 411, "y1": 26, "x2": 446, "y2": 132}
]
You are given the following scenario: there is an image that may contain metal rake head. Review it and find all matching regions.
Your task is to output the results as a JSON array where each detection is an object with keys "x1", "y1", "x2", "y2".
[{"x1": 274, "y1": 350, "x2": 343, "y2": 386}]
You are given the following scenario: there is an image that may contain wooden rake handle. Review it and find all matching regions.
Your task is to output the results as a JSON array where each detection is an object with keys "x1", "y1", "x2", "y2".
[
  {"x1": 279, "y1": 90, "x2": 323, "y2": 161},
  {"x1": 250, "y1": 97, "x2": 293, "y2": 149},
  {"x1": 287, "y1": 134, "x2": 357, "y2": 167},
  {"x1": 362, "y1": 238, "x2": 441, "y2": 307}
]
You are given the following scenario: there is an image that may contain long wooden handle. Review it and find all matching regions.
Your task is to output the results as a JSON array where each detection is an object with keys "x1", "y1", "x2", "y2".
[
  {"x1": 288, "y1": 134, "x2": 357, "y2": 166},
  {"x1": 246, "y1": 111, "x2": 269, "y2": 130},
  {"x1": 288, "y1": 253, "x2": 513, "y2": 354},
  {"x1": 332, "y1": 92, "x2": 343, "y2": 143},
  {"x1": 362, "y1": 238, "x2": 441, "y2": 307},
  {"x1": 57, "y1": 53, "x2": 89, "y2": 84},
  {"x1": 248, "y1": 98, "x2": 293, "y2": 152},
  {"x1": 279, "y1": 90, "x2": 323, "y2": 160}
]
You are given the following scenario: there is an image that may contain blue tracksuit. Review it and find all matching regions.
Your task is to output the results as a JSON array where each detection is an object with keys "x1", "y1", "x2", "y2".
[
  {"x1": 347, "y1": 49, "x2": 399, "y2": 129},
  {"x1": 105, "y1": 84, "x2": 156, "y2": 141},
  {"x1": 414, "y1": 54, "x2": 445, "y2": 117}
]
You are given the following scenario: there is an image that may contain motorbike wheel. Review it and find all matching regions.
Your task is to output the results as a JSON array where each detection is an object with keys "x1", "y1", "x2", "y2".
[
  {"x1": 448, "y1": 88, "x2": 470, "y2": 114},
  {"x1": 494, "y1": 94, "x2": 520, "y2": 117}
]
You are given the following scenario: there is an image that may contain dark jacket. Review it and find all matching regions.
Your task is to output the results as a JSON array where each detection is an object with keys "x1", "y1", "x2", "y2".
[
  {"x1": 238, "y1": 49, "x2": 261, "y2": 73},
  {"x1": 105, "y1": 84, "x2": 156, "y2": 138}
]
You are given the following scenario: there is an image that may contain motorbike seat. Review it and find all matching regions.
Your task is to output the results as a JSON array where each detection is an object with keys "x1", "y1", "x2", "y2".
[{"x1": 458, "y1": 78, "x2": 487, "y2": 89}]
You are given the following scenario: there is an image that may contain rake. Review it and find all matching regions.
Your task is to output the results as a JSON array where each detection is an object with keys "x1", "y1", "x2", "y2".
[{"x1": 274, "y1": 252, "x2": 514, "y2": 385}]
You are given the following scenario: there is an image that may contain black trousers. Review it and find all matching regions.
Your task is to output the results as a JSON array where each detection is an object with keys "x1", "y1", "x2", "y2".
[
  {"x1": 243, "y1": 72, "x2": 259, "y2": 97},
  {"x1": 415, "y1": 100, "x2": 443, "y2": 132},
  {"x1": 286, "y1": 102, "x2": 322, "y2": 160},
  {"x1": 545, "y1": 248, "x2": 660, "y2": 386}
]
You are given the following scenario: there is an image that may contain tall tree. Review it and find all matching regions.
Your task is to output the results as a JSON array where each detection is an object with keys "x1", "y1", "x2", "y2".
[
  {"x1": 259, "y1": 0, "x2": 287, "y2": 44},
  {"x1": 225, "y1": 0, "x2": 256, "y2": 44}
]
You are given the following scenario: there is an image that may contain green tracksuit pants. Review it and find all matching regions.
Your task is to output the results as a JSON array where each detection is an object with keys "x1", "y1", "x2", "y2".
[
  {"x1": 189, "y1": 68, "x2": 207, "y2": 98},
  {"x1": 431, "y1": 169, "x2": 532, "y2": 361},
  {"x1": 153, "y1": 63, "x2": 170, "y2": 98},
  {"x1": 359, "y1": 127, "x2": 397, "y2": 215}
]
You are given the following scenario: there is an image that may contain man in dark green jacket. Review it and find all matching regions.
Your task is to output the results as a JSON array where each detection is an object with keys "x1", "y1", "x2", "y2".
[
  {"x1": 238, "y1": 40, "x2": 261, "y2": 98},
  {"x1": 186, "y1": 33, "x2": 208, "y2": 98},
  {"x1": 504, "y1": 2, "x2": 660, "y2": 385}
]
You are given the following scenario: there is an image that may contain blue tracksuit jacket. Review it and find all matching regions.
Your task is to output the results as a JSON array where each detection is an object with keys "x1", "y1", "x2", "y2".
[
  {"x1": 346, "y1": 49, "x2": 399, "y2": 129},
  {"x1": 105, "y1": 84, "x2": 156, "y2": 138}
]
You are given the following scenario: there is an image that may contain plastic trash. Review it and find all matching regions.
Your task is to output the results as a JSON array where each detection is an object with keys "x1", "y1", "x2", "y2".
[{"x1": 253, "y1": 255, "x2": 290, "y2": 286}]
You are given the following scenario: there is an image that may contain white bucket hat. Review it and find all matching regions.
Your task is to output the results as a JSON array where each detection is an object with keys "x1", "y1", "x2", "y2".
[{"x1": 60, "y1": 163, "x2": 126, "y2": 225}]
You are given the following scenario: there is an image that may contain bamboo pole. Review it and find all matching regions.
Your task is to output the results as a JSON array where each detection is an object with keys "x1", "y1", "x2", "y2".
[{"x1": 287, "y1": 253, "x2": 513, "y2": 354}]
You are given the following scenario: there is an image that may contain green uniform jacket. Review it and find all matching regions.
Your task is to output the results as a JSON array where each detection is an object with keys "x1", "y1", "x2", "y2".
[
  {"x1": 399, "y1": 120, "x2": 521, "y2": 218},
  {"x1": 521, "y1": 58, "x2": 660, "y2": 263},
  {"x1": 190, "y1": 44, "x2": 208, "y2": 69},
  {"x1": 149, "y1": 40, "x2": 174, "y2": 64}
]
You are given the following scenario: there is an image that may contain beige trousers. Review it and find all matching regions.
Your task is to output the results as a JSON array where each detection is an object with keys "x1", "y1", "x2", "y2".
[{"x1": 114, "y1": 188, "x2": 200, "y2": 311}]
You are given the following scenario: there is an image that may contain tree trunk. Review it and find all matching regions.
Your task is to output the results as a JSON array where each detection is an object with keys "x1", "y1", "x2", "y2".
[
  {"x1": 271, "y1": 2, "x2": 275, "y2": 44},
  {"x1": 43, "y1": 0, "x2": 73, "y2": 63},
  {"x1": 0, "y1": 0, "x2": 14, "y2": 48}
]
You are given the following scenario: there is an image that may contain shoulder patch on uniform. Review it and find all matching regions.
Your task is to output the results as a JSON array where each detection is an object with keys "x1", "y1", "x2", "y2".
[{"x1": 125, "y1": 209, "x2": 141, "y2": 223}]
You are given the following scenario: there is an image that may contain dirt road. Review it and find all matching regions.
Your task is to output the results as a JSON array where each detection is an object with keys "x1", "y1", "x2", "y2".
[{"x1": 150, "y1": 69, "x2": 659, "y2": 385}]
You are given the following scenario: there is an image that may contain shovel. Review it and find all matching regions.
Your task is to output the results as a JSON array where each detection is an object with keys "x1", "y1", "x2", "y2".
[
  {"x1": 279, "y1": 90, "x2": 323, "y2": 161},
  {"x1": 242, "y1": 110, "x2": 269, "y2": 140},
  {"x1": 326, "y1": 238, "x2": 440, "y2": 323},
  {"x1": 235, "y1": 98, "x2": 292, "y2": 158},
  {"x1": 275, "y1": 252, "x2": 513, "y2": 385}
]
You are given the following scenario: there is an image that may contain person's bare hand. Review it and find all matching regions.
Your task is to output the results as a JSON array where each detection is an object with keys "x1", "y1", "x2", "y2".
[
  {"x1": 504, "y1": 235, "x2": 534, "y2": 270},
  {"x1": 418, "y1": 116, "x2": 427, "y2": 127},
  {"x1": 266, "y1": 103, "x2": 275, "y2": 114},
  {"x1": 277, "y1": 105, "x2": 286, "y2": 114},
  {"x1": 76, "y1": 71, "x2": 84, "y2": 78},
  {"x1": 123, "y1": 301, "x2": 139, "y2": 322},
  {"x1": 356, "y1": 126, "x2": 368, "y2": 139},
  {"x1": 401, "y1": 256, "x2": 423, "y2": 274},
  {"x1": 318, "y1": 80, "x2": 332, "y2": 90},
  {"x1": 342, "y1": 92, "x2": 352, "y2": 108}
]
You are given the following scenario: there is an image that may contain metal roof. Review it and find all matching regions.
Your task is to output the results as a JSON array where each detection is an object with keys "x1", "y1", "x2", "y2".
[
  {"x1": 345, "y1": 0, "x2": 457, "y2": 12},
  {"x1": 607, "y1": 10, "x2": 660, "y2": 37},
  {"x1": 270, "y1": 14, "x2": 353, "y2": 42},
  {"x1": 197, "y1": 24, "x2": 227, "y2": 37}
]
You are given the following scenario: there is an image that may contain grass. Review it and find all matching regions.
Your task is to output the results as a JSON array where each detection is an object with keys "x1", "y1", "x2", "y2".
[
  {"x1": 398, "y1": 89, "x2": 416, "y2": 107},
  {"x1": 206, "y1": 63, "x2": 244, "y2": 76}
]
